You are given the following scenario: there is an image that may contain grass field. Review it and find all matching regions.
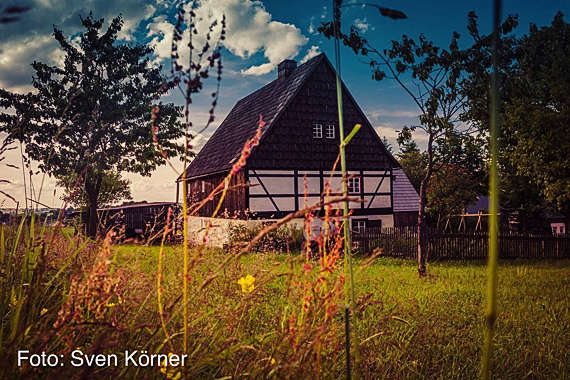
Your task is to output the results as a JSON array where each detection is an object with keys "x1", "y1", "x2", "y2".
[
  {"x1": 112, "y1": 245, "x2": 569, "y2": 379},
  {"x1": 1, "y1": 221, "x2": 568, "y2": 378}
]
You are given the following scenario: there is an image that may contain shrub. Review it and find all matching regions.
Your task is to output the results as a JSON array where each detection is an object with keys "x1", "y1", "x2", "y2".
[{"x1": 228, "y1": 223, "x2": 303, "y2": 253}]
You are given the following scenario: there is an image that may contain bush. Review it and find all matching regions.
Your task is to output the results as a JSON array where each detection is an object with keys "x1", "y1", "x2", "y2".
[{"x1": 228, "y1": 223, "x2": 303, "y2": 253}]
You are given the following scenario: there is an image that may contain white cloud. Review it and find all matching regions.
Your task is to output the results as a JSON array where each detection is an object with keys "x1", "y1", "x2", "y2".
[
  {"x1": 300, "y1": 45, "x2": 321, "y2": 64},
  {"x1": 0, "y1": 0, "x2": 160, "y2": 91},
  {"x1": 0, "y1": 35, "x2": 58, "y2": 91},
  {"x1": 374, "y1": 125, "x2": 399, "y2": 139},
  {"x1": 354, "y1": 18, "x2": 374, "y2": 33},
  {"x1": 117, "y1": 5, "x2": 157, "y2": 41},
  {"x1": 369, "y1": 109, "x2": 419, "y2": 120},
  {"x1": 146, "y1": 0, "x2": 308, "y2": 77},
  {"x1": 240, "y1": 62, "x2": 274, "y2": 76},
  {"x1": 308, "y1": 16, "x2": 315, "y2": 34}
]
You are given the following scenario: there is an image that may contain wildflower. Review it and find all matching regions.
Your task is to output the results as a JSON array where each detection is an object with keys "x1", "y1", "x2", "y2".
[
  {"x1": 40, "y1": 308, "x2": 48, "y2": 316},
  {"x1": 237, "y1": 274, "x2": 255, "y2": 293},
  {"x1": 160, "y1": 353, "x2": 182, "y2": 380}
]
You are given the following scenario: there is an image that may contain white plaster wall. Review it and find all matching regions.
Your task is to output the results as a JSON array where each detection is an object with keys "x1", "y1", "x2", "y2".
[
  {"x1": 188, "y1": 216, "x2": 305, "y2": 247},
  {"x1": 363, "y1": 176, "x2": 390, "y2": 193}
]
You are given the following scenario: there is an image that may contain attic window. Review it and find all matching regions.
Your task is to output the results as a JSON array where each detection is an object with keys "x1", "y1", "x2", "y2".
[
  {"x1": 348, "y1": 177, "x2": 360, "y2": 193},
  {"x1": 313, "y1": 123, "x2": 323, "y2": 138},
  {"x1": 326, "y1": 124, "x2": 335, "y2": 139}
]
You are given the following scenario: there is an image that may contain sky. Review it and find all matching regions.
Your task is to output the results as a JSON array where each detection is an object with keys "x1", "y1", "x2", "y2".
[{"x1": 0, "y1": 0, "x2": 568, "y2": 209}]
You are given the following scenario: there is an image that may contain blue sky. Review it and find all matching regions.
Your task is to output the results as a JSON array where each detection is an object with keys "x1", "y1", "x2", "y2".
[{"x1": 0, "y1": 0, "x2": 567, "y2": 208}]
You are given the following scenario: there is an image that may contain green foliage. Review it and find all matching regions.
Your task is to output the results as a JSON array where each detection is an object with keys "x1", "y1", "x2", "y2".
[
  {"x1": 56, "y1": 170, "x2": 132, "y2": 208},
  {"x1": 463, "y1": 11, "x2": 570, "y2": 218},
  {"x1": 397, "y1": 140, "x2": 426, "y2": 193},
  {"x1": 319, "y1": 10, "x2": 496, "y2": 275},
  {"x1": 426, "y1": 164, "x2": 479, "y2": 223},
  {"x1": 228, "y1": 223, "x2": 304, "y2": 253},
  {"x1": 0, "y1": 14, "x2": 184, "y2": 236}
]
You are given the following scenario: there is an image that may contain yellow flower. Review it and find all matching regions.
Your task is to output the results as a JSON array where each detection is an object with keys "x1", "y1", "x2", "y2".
[
  {"x1": 237, "y1": 274, "x2": 255, "y2": 293},
  {"x1": 160, "y1": 353, "x2": 182, "y2": 380},
  {"x1": 40, "y1": 308, "x2": 48, "y2": 316}
]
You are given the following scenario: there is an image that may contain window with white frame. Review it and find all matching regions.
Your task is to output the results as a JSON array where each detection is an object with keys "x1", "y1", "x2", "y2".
[
  {"x1": 326, "y1": 124, "x2": 335, "y2": 139},
  {"x1": 313, "y1": 123, "x2": 323, "y2": 138},
  {"x1": 348, "y1": 177, "x2": 360, "y2": 193},
  {"x1": 352, "y1": 219, "x2": 367, "y2": 233}
]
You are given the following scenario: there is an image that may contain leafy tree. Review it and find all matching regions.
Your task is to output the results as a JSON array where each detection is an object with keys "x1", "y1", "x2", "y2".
[
  {"x1": 56, "y1": 171, "x2": 132, "y2": 209},
  {"x1": 319, "y1": 13, "x2": 497, "y2": 276},
  {"x1": 396, "y1": 140, "x2": 426, "y2": 193},
  {"x1": 0, "y1": 15, "x2": 184, "y2": 237},
  {"x1": 463, "y1": 12, "x2": 570, "y2": 220},
  {"x1": 426, "y1": 164, "x2": 479, "y2": 228}
]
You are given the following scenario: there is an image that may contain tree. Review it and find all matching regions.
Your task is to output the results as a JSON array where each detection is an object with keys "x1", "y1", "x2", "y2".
[
  {"x1": 381, "y1": 136, "x2": 393, "y2": 153},
  {"x1": 56, "y1": 171, "x2": 132, "y2": 209},
  {"x1": 426, "y1": 164, "x2": 479, "y2": 228},
  {"x1": 0, "y1": 15, "x2": 184, "y2": 237},
  {"x1": 320, "y1": 14, "x2": 495, "y2": 276},
  {"x1": 463, "y1": 12, "x2": 570, "y2": 221},
  {"x1": 396, "y1": 140, "x2": 426, "y2": 193}
]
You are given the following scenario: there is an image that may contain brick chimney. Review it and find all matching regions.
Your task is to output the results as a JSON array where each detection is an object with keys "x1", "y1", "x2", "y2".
[{"x1": 278, "y1": 59, "x2": 297, "y2": 80}]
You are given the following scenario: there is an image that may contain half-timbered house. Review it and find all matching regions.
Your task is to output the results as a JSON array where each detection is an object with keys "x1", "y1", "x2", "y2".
[{"x1": 177, "y1": 53, "x2": 419, "y2": 230}]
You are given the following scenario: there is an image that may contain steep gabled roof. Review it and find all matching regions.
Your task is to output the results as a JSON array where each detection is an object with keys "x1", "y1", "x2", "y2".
[
  {"x1": 180, "y1": 54, "x2": 326, "y2": 180},
  {"x1": 180, "y1": 53, "x2": 400, "y2": 180}
]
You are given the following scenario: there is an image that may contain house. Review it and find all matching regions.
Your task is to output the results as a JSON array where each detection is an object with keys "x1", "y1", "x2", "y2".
[
  {"x1": 177, "y1": 53, "x2": 419, "y2": 233},
  {"x1": 547, "y1": 212, "x2": 568, "y2": 235}
]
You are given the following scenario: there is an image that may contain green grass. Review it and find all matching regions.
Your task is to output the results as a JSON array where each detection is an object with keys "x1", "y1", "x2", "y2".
[
  {"x1": 112, "y1": 246, "x2": 569, "y2": 379},
  {"x1": 3, "y1": 226, "x2": 566, "y2": 378}
]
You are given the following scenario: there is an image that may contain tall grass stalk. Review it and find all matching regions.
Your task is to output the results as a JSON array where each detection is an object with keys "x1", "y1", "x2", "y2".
[
  {"x1": 332, "y1": 0, "x2": 361, "y2": 375},
  {"x1": 482, "y1": 0, "x2": 501, "y2": 378}
]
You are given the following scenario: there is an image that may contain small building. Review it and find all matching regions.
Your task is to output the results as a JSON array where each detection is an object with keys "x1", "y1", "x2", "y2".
[
  {"x1": 98, "y1": 201, "x2": 176, "y2": 239},
  {"x1": 547, "y1": 213, "x2": 568, "y2": 235},
  {"x1": 177, "y1": 53, "x2": 419, "y2": 232}
]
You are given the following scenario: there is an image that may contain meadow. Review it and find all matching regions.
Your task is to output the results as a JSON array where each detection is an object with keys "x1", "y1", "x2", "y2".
[
  {"x1": 117, "y1": 246, "x2": 570, "y2": 379},
  {"x1": 1, "y1": 221, "x2": 568, "y2": 379}
]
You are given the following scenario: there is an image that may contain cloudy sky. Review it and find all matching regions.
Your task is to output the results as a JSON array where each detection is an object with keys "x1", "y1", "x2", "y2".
[{"x1": 0, "y1": 0, "x2": 567, "y2": 209}]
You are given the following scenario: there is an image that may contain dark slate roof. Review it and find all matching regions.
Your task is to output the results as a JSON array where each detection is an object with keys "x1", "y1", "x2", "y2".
[
  {"x1": 181, "y1": 54, "x2": 326, "y2": 179},
  {"x1": 98, "y1": 201, "x2": 175, "y2": 211},
  {"x1": 392, "y1": 168, "x2": 420, "y2": 212}
]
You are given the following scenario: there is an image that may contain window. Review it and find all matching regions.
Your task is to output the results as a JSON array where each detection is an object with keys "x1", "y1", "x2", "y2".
[
  {"x1": 348, "y1": 177, "x2": 360, "y2": 193},
  {"x1": 313, "y1": 123, "x2": 323, "y2": 138},
  {"x1": 352, "y1": 219, "x2": 367, "y2": 233},
  {"x1": 326, "y1": 124, "x2": 335, "y2": 139}
]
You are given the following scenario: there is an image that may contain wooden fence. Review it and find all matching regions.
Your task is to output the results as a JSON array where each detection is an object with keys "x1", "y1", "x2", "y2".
[{"x1": 352, "y1": 227, "x2": 570, "y2": 259}]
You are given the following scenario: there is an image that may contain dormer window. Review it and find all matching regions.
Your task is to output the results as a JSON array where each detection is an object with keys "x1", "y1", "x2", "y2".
[
  {"x1": 313, "y1": 123, "x2": 323, "y2": 138},
  {"x1": 326, "y1": 124, "x2": 335, "y2": 139}
]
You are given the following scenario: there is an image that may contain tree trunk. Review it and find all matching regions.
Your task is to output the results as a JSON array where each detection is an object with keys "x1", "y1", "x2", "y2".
[
  {"x1": 417, "y1": 133, "x2": 434, "y2": 278},
  {"x1": 417, "y1": 182, "x2": 428, "y2": 277},
  {"x1": 85, "y1": 171, "x2": 103, "y2": 239}
]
